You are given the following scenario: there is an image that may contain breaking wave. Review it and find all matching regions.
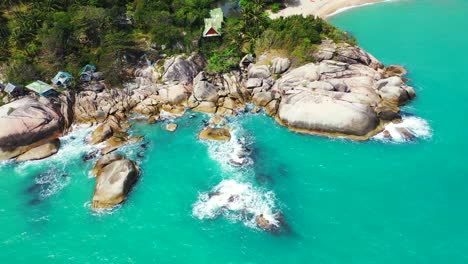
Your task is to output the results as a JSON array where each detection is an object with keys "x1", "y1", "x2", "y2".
[
  {"x1": 374, "y1": 115, "x2": 432, "y2": 142},
  {"x1": 204, "y1": 124, "x2": 253, "y2": 173},
  {"x1": 17, "y1": 125, "x2": 98, "y2": 198},
  {"x1": 192, "y1": 179, "x2": 279, "y2": 229},
  {"x1": 194, "y1": 118, "x2": 283, "y2": 230}
]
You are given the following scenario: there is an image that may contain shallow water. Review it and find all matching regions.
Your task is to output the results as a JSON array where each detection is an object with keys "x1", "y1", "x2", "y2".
[{"x1": 1, "y1": 0, "x2": 468, "y2": 263}]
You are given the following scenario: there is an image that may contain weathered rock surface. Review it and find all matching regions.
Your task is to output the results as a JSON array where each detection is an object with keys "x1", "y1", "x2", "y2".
[
  {"x1": 162, "y1": 54, "x2": 204, "y2": 84},
  {"x1": 199, "y1": 127, "x2": 231, "y2": 141},
  {"x1": 92, "y1": 154, "x2": 140, "y2": 209},
  {"x1": 16, "y1": 139, "x2": 60, "y2": 162},
  {"x1": 278, "y1": 89, "x2": 380, "y2": 136},
  {"x1": 209, "y1": 115, "x2": 228, "y2": 126},
  {"x1": 0, "y1": 97, "x2": 66, "y2": 160},
  {"x1": 271, "y1": 57, "x2": 291, "y2": 74}
]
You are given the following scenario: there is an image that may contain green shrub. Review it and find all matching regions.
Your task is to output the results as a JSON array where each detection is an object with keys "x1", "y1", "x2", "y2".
[{"x1": 270, "y1": 3, "x2": 281, "y2": 13}]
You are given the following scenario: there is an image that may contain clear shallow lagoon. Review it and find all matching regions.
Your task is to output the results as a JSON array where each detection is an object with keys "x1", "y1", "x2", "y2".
[{"x1": 1, "y1": 0, "x2": 468, "y2": 262}]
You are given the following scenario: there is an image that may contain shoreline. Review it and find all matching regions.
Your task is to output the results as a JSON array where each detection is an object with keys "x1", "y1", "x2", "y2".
[{"x1": 270, "y1": 0, "x2": 392, "y2": 19}]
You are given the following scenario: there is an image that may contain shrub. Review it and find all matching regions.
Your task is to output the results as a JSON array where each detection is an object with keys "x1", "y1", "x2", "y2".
[{"x1": 271, "y1": 3, "x2": 281, "y2": 13}]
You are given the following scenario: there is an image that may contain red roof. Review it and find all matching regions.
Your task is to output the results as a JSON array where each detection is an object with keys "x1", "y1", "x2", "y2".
[{"x1": 206, "y1": 27, "x2": 219, "y2": 36}]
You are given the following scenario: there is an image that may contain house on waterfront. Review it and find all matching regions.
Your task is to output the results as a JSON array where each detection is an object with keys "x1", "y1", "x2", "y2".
[
  {"x1": 51, "y1": 71, "x2": 74, "y2": 88},
  {"x1": 26, "y1": 81, "x2": 56, "y2": 97},
  {"x1": 4, "y1": 83, "x2": 24, "y2": 97},
  {"x1": 203, "y1": 8, "x2": 224, "y2": 37}
]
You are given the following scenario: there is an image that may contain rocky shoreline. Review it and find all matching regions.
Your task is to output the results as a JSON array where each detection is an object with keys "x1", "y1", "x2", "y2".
[{"x1": 0, "y1": 39, "x2": 418, "y2": 230}]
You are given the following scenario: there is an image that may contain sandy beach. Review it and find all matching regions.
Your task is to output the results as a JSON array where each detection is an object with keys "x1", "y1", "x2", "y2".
[{"x1": 270, "y1": 0, "x2": 389, "y2": 19}]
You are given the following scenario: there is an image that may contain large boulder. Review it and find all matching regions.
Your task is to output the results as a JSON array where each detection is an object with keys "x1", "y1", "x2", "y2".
[
  {"x1": 92, "y1": 154, "x2": 140, "y2": 209},
  {"x1": 271, "y1": 57, "x2": 291, "y2": 74},
  {"x1": 248, "y1": 65, "x2": 271, "y2": 79},
  {"x1": 272, "y1": 63, "x2": 319, "y2": 92},
  {"x1": 376, "y1": 77, "x2": 416, "y2": 105},
  {"x1": 162, "y1": 54, "x2": 203, "y2": 84},
  {"x1": 89, "y1": 123, "x2": 113, "y2": 145},
  {"x1": 16, "y1": 139, "x2": 60, "y2": 162},
  {"x1": 192, "y1": 72, "x2": 219, "y2": 102},
  {"x1": 252, "y1": 91, "x2": 274, "y2": 107},
  {"x1": 158, "y1": 84, "x2": 189, "y2": 104},
  {"x1": 0, "y1": 97, "x2": 64, "y2": 160},
  {"x1": 278, "y1": 90, "x2": 380, "y2": 137}
]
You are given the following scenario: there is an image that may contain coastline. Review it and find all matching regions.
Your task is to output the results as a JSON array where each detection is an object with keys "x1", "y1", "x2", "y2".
[{"x1": 270, "y1": 0, "x2": 392, "y2": 19}]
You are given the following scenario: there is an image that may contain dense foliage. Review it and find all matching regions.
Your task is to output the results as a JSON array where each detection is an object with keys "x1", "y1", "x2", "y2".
[{"x1": 0, "y1": 0, "x2": 356, "y2": 85}]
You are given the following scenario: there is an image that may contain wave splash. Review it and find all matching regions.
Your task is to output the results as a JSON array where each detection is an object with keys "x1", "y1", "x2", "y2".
[
  {"x1": 194, "y1": 120, "x2": 283, "y2": 231},
  {"x1": 374, "y1": 115, "x2": 432, "y2": 142},
  {"x1": 205, "y1": 124, "x2": 253, "y2": 173},
  {"x1": 192, "y1": 179, "x2": 280, "y2": 229}
]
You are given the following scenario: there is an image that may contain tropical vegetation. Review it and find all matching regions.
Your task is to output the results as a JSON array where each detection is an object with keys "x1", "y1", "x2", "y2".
[{"x1": 0, "y1": 0, "x2": 355, "y2": 85}]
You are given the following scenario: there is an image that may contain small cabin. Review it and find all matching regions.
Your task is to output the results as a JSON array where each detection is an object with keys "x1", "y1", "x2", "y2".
[
  {"x1": 79, "y1": 64, "x2": 97, "y2": 82},
  {"x1": 26, "y1": 81, "x2": 56, "y2": 97},
  {"x1": 51, "y1": 71, "x2": 74, "y2": 88},
  {"x1": 203, "y1": 8, "x2": 224, "y2": 38},
  {"x1": 4, "y1": 83, "x2": 24, "y2": 97}
]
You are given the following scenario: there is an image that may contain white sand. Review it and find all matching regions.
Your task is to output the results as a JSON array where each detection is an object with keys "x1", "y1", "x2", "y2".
[{"x1": 270, "y1": 0, "x2": 390, "y2": 19}]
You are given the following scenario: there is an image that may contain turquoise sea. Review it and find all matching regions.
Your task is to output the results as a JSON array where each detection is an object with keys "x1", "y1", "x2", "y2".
[{"x1": 1, "y1": 0, "x2": 468, "y2": 262}]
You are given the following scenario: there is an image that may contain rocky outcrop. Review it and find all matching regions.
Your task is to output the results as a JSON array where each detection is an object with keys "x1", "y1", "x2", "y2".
[
  {"x1": 74, "y1": 89, "x2": 135, "y2": 123},
  {"x1": 16, "y1": 139, "x2": 60, "y2": 162},
  {"x1": 199, "y1": 127, "x2": 231, "y2": 142},
  {"x1": 92, "y1": 154, "x2": 140, "y2": 209},
  {"x1": 314, "y1": 39, "x2": 383, "y2": 70},
  {"x1": 240, "y1": 42, "x2": 414, "y2": 139},
  {"x1": 0, "y1": 97, "x2": 67, "y2": 160},
  {"x1": 187, "y1": 72, "x2": 246, "y2": 116}
]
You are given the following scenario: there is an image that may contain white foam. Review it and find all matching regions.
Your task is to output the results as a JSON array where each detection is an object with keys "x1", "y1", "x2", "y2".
[
  {"x1": 205, "y1": 124, "x2": 253, "y2": 172},
  {"x1": 374, "y1": 115, "x2": 432, "y2": 143},
  {"x1": 15, "y1": 126, "x2": 99, "y2": 198},
  {"x1": 34, "y1": 167, "x2": 71, "y2": 198},
  {"x1": 326, "y1": 0, "x2": 395, "y2": 18},
  {"x1": 192, "y1": 179, "x2": 279, "y2": 228}
]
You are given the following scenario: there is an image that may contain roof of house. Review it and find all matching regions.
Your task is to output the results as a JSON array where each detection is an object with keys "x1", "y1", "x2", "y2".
[
  {"x1": 4, "y1": 83, "x2": 22, "y2": 94},
  {"x1": 80, "y1": 64, "x2": 96, "y2": 75},
  {"x1": 53, "y1": 71, "x2": 73, "y2": 80},
  {"x1": 26, "y1": 81, "x2": 54, "y2": 94},
  {"x1": 203, "y1": 8, "x2": 224, "y2": 37}
]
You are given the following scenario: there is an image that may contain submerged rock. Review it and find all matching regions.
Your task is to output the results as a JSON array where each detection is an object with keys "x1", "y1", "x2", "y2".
[
  {"x1": 255, "y1": 212, "x2": 285, "y2": 233},
  {"x1": 91, "y1": 154, "x2": 140, "y2": 209},
  {"x1": 198, "y1": 127, "x2": 231, "y2": 142},
  {"x1": 165, "y1": 123, "x2": 178, "y2": 132}
]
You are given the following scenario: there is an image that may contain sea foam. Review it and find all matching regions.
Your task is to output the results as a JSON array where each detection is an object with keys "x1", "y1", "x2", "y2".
[
  {"x1": 192, "y1": 179, "x2": 279, "y2": 228},
  {"x1": 205, "y1": 124, "x2": 253, "y2": 173},
  {"x1": 195, "y1": 120, "x2": 280, "y2": 230},
  {"x1": 374, "y1": 115, "x2": 432, "y2": 142}
]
